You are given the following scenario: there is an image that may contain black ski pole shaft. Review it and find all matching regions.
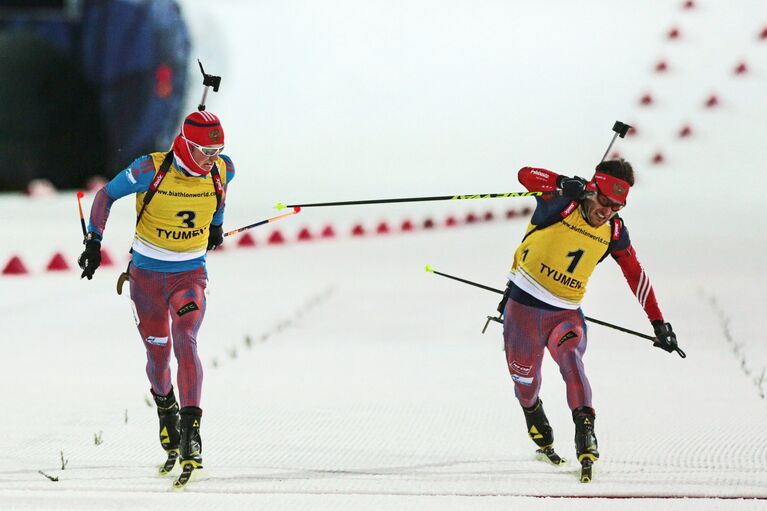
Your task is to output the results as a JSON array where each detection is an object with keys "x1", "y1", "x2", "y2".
[
  {"x1": 275, "y1": 191, "x2": 548, "y2": 210},
  {"x1": 425, "y1": 264, "x2": 504, "y2": 294},
  {"x1": 425, "y1": 265, "x2": 686, "y2": 358}
]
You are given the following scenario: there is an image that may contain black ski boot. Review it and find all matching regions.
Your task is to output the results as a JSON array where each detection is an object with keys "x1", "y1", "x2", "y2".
[
  {"x1": 152, "y1": 388, "x2": 180, "y2": 474},
  {"x1": 174, "y1": 406, "x2": 203, "y2": 488},
  {"x1": 522, "y1": 399, "x2": 565, "y2": 465},
  {"x1": 573, "y1": 406, "x2": 599, "y2": 482}
]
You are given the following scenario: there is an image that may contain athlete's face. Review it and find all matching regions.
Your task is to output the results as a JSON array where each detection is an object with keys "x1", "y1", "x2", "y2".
[
  {"x1": 582, "y1": 192, "x2": 622, "y2": 227},
  {"x1": 189, "y1": 144, "x2": 223, "y2": 172}
]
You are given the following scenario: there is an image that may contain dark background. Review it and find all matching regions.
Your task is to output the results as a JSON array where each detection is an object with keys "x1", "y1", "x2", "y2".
[{"x1": 0, "y1": 0, "x2": 190, "y2": 191}]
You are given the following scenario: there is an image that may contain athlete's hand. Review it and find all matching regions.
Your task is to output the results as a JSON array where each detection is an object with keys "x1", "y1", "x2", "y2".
[
  {"x1": 207, "y1": 224, "x2": 224, "y2": 251},
  {"x1": 78, "y1": 235, "x2": 102, "y2": 280},
  {"x1": 557, "y1": 175, "x2": 589, "y2": 200},
  {"x1": 651, "y1": 320, "x2": 678, "y2": 353}
]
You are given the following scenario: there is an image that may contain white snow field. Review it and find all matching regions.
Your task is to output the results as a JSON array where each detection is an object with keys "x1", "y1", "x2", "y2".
[{"x1": 1, "y1": 0, "x2": 766, "y2": 509}]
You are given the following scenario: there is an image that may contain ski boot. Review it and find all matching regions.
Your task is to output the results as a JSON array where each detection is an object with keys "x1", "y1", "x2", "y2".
[
  {"x1": 152, "y1": 388, "x2": 180, "y2": 475},
  {"x1": 523, "y1": 399, "x2": 565, "y2": 465},
  {"x1": 573, "y1": 407, "x2": 599, "y2": 483},
  {"x1": 174, "y1": 406, "x2": 203, "y2": 489}
]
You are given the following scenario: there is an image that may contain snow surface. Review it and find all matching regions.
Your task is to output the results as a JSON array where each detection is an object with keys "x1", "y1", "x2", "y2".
[{"x1": 1, "y1": 0, "x2": 766, "y2": 509}]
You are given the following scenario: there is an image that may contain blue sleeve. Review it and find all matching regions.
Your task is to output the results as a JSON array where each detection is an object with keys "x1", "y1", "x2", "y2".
[
  {"x1": 212, "y1": 155, "x2": 235, "y2": 225},
  {"x1": 86, "y1": 156, "x2": 156, "y2": 237},
  {"x1": 530, "y1": 195, "x2": 572, "y2": 226},
  {"x1": 105, "y1": 155, "x2": 156, "y2": 199}
]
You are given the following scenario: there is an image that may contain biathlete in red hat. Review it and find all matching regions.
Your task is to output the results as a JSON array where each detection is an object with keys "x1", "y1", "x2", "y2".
[
  {"x1": 77, "y1": 111, "x2": 234, "y2": 475},
  {"x1": 502, "y1": 159, "x2": 678, "y2": 473}
]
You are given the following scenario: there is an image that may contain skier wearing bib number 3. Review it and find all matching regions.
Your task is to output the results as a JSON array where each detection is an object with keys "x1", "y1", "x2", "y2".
[
  {"x1": 77, "y1": 111, "x2": 235, "y2": 482},
  {"x1": 503, "y1": 160, "x2": 677, "y2": 480}
]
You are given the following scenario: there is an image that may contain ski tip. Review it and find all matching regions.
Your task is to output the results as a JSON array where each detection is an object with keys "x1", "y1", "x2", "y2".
[
  {"x1": 275, "y1": 202, "x2": 286, "y2": 211},
  {"x1": 293, "y1": 206, "x2": 301, "y2": 213},
  {"x1": 424, "y1": 264, "x2": 433, "y2": 273},
  {"x1": 76, "y1": 191, "x2": 84, "y2": 199}
]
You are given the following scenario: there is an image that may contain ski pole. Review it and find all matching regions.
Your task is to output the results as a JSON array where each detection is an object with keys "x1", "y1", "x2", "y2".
[
  {"x1": 274, "y1": 191, "x2": 548, "y2": 210},
  {"x1": 425, "y1": 265, "x2": 686, "y2": 358},
  {"x1": 223, "y1": 207, "x2": 301, "y2": 237},
  {"x1": 197, "y1": 60, "x2": 221, "y2": 112},
  {"x1": 76, "y1": 191, "x2": 87, "y2": 238},
  {"x1": 600, "y1": 121, "x2": 632, "y2": 163}
]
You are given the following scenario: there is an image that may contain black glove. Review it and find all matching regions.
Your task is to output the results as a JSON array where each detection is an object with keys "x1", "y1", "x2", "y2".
[
  {"x1": 78, "y1": 234, "x2": 102, "y2": 280},
  {"x1": 557, "y1": 175, "x2": 589, "y2": 200},
  {"x1": 207, "y1": 224, "x2": 224, "y2": 251},
  {"x1": 652, "y1": 320, "x2": 678, "y2": 353}
]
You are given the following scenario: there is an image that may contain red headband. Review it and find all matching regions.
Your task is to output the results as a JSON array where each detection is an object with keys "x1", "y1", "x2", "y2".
[{"x1": 587, "y1": 172, "x2": 630, "y2": 204}]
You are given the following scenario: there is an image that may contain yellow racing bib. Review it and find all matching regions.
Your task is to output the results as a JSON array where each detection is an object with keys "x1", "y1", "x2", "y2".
[
  {"x1": 134, "y1": 152, "x2": 226, "y2": 257},
  {"x1": 511, "y1": 206, "x2": 611, "y2": 306}
]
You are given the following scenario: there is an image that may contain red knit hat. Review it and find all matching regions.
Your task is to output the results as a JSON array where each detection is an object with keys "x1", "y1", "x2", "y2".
[{"x1": 172, "y1": 111, "x2": 225, "y2": 175}]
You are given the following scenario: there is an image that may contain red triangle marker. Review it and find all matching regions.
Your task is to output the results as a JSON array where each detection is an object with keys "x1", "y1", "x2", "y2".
[
  {"x1": 2, "y1": 255, "x2": 29, "y2": 275},
  {"x1": 46, "y1": 252, "x2": 70, "y2": 272},
  {"x1": 321, "y1": 225, "x2": 336, "y2": 238},
  {"x1": 297, "y1": 227, "x2": 313, "y2": 241},
  {"x1": 640, "y1": 93, "x2": 653, "y2": 106},
  {"x1": 237, "y1": 232, "x2": 256, "y2": 247},
  {"x1": 268, "y1": 230, "x2": 285, "y2": 244},
  {"x1": 100, "y1": 247, "x2": 114, "y2": 266}
]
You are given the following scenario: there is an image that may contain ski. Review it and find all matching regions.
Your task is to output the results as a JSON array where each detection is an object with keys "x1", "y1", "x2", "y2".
[
  {"x1": 536, "y1": 446, "x2": 566, "y2": 465},
  {"x1": 159, "y1": 449, "x2": 178, "y2": 475},
  {"x1": 172, "y1": 461, "x2": 202, "y2": 489},
  {"x1": 173, "y1": 465, "x2": 195, "y2": 489},
  {"x1": 580, "y1": 457, "x2": 595, "y2": 483}
]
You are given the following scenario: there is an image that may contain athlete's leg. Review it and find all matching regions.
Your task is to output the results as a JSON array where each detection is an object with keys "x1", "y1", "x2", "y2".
[
  {"x1": 167, "y1": 268, "x2": 207, "y2": 408},
  {"x1": 503, "y1": 300, "x2": 547, "y2": 409},
  {"x1": 546, "y1": 311, "x2": 592, "y2": 411},
  {"x1": 129, "y1": 266, "x2": 172, "y2": 396}
]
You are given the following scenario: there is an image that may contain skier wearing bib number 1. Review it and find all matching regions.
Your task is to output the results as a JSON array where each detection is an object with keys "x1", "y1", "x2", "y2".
[
  {"x1": 77, "y1": 111, "x2": 235, "y2": 485},
  {"x1": 503, "y1": 159, "x2": 678, "y2": 481}
]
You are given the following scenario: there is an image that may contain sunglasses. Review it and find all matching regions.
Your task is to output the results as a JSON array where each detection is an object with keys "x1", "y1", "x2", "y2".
[
  {"x1": 595, "y1": 192, "x2": 625, "y2": 212},
  {"x1": 183, "y1": 137, "x2": 224, "y2": 157}
]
